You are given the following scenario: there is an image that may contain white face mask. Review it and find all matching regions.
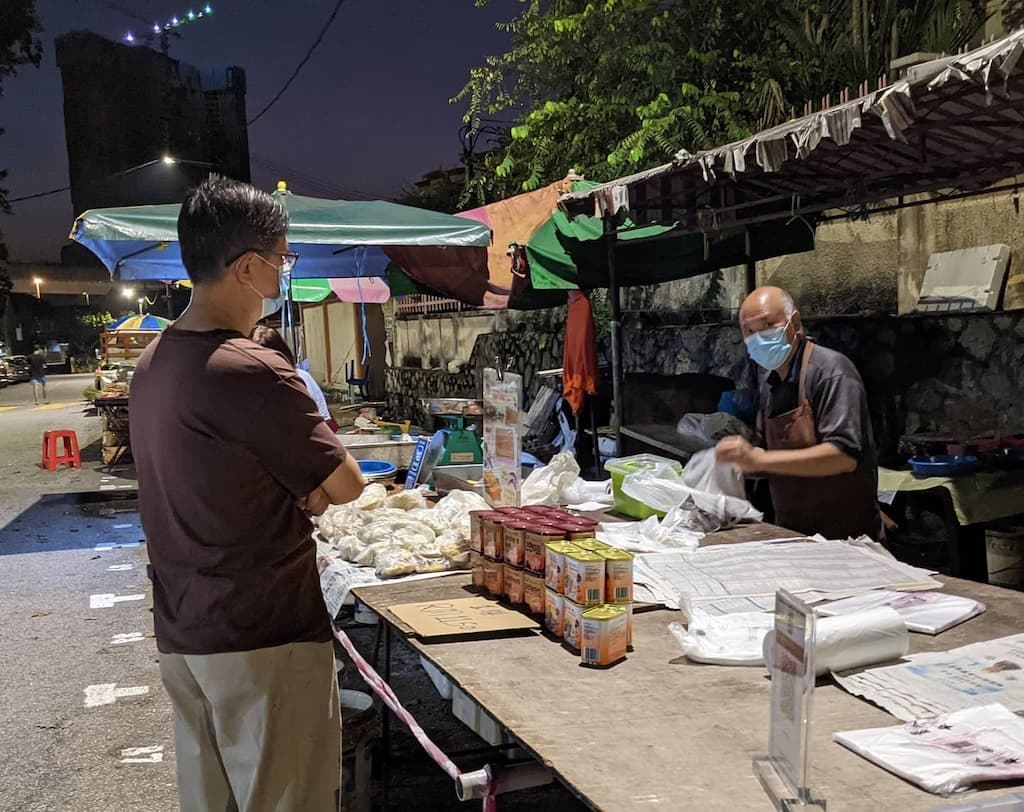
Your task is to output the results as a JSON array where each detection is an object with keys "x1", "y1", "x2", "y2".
[{"x1": 247, "y1": 254, "x2": 289, "y2": 319}]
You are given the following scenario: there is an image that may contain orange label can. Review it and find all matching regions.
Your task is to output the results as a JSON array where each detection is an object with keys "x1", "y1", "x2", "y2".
[
  {"x1": 600, "y1": 548, "x2": 634, "y2": 603},
  {"x1": 544, "y1": 588, "x2": 564, "y2": 638},
  {"x1": 580, "y1": 604, "x2": 629, "y2": 667},
  {"x1": 563, "y1": 550, "x2": 606, "y2": 606}
]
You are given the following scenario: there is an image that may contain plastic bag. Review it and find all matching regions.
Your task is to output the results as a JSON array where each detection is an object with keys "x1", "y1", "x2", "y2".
[
  {"x1": 383, "y1": 486, "x2": 429, "y2": 511},
  {"x1": 621, "y1": 462, "x2": 761, "y2": 526},
  {"x1": 520, "y1": 451, "x2": 581, "y2": 506},
  {"x1": 562, "y1": 477, "x2": 613, "y2": 506},
  {"x1": 681, "y1": 448, "x2": 746, "y2": 499},
  {"x1": 676, "y1": 412, "x2": 751, "y2": 450},
  {"x1": 668, "y1": 609, "x2": 775, "y2": 666}
]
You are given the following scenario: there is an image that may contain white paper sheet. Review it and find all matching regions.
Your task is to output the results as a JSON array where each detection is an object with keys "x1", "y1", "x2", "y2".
[
  {"x1": 818, "y1": 590, "x2": 985, "y2": 635},
  {"x1": 316, "y1": 547, "x2": 468, "y2": 619},
  {"x1": 835, "y1": 634, "x2": 1024, "y2": 721},
  {"x1": 834, "y1": 704, "x2": 1024, "y2": 796},
  {"x1": 634, "y1": 539, "x2": 940, "y2": 612}
]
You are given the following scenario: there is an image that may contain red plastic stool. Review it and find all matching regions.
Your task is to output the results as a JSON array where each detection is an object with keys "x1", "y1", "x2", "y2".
[{"x1": 42, "y1": 430, "x2": 82, "y2": 471}]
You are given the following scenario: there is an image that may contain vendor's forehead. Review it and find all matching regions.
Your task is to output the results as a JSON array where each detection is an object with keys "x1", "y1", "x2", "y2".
[{"x1": 740, "y1": 299, "x2": 785, "y2": 323}]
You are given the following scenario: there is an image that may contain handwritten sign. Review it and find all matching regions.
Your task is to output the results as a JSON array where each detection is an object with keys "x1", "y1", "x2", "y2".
[{"x1": 388, "y1": 597, "x2": 539, "y2": 639}]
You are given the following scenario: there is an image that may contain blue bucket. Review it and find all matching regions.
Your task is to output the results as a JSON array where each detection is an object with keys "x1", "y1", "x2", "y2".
[{"x1": 358, "y1": 459, "x2": 397, "y2": 480}]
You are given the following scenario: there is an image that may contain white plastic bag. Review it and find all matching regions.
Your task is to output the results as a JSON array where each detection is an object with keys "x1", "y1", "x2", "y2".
[
  {"x1": 668, "y1": 609, "x2": 775, "y2": 666},
  {"x1": 520, "y1": 451, "x2": 581, "y2": 506},
  {"x1": 621, "y1": 462, "x2": 762, "y2": 526},
  {"x1": 676, "y1": 412, "x2": 751, "y2": 449},
  {"x1": 680, "y1": 448, "x2": 746, "y2": 499}
]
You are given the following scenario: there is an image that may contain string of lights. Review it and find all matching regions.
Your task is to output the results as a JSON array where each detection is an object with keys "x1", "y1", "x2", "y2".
[{"x1": 247, "y1": 0, "x2": 347, "y2": 126}]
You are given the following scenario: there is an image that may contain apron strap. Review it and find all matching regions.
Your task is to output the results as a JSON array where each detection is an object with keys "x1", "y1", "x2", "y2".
[{"x1": 797, "y1": 339, "x2": 815, "y2": 404}]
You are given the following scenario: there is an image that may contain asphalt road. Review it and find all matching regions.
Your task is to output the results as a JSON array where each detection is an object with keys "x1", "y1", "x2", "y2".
[{"x1": 0, "y1": 374, "x2": 175, "y2": 811}]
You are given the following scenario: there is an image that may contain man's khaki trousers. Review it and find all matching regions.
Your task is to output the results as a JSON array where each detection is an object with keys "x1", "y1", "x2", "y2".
[{"x1": 160, "y1": 640, "x2": 341, "y2": 812}]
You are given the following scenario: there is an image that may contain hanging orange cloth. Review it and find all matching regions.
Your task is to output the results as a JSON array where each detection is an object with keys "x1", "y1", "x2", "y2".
[{"x1": 562, "y1": 290, "x2": 599, "y2": 415}]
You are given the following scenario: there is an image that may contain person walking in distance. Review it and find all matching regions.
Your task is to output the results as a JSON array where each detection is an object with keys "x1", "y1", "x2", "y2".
[
  {"x1": 28, "y1": 346, "x2": 47, "y2": 404},
  {"x1": 130, "y1": 176, "x2": 366, "y2": 812}
]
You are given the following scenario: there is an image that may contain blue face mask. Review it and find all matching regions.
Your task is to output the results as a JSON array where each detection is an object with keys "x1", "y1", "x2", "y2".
[
  {"x1": 248, "y1": 262, "x2": 289, "y2": 320},
  {"x1": 745, "y1": 319, "x2": 793, "y2": 370}
]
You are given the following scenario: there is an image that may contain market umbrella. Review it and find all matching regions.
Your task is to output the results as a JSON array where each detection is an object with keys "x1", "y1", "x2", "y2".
[
  {"x1": 70, "y1": 183, "x2": 492, "y2": 282},
  {"x1": 107, "y1": 313, "x2": 172, "y2": 330}
]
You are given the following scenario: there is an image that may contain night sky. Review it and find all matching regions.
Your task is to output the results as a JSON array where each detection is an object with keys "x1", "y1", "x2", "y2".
[{"x1": 0, "y1": 0, "x2": 521, "y2": 262}]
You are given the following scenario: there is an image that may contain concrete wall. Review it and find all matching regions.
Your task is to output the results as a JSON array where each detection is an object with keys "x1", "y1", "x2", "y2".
[{"x1": 393, "y1": 311, "x2": 507, "y2": 369}]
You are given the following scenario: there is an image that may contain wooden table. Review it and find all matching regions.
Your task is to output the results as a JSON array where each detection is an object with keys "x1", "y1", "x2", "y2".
[{"x1": 352, "y1": 523, "x2": 1024, "y2": 811}]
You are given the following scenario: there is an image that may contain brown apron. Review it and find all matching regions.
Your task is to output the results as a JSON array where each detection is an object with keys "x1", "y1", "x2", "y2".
[{"x1": 761, "y1": 342, "x2": 882, "y2": 540}]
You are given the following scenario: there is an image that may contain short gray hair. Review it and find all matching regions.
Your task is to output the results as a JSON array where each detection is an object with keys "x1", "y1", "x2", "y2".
[{"x1": 780, "y1": 290, "x2": 796, "y2": 318}]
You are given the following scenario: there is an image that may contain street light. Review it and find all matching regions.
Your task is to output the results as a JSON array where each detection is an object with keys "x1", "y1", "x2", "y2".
[
  {"x1": 33, "y1": 277, "x2": 43, "y2": 299},
  {"x1": 83, "y1": 291, "x2": 90, "y2": 305},
  {"x1": 122, "y1": 287, "x2": 135, "y2": 299},
  {"x1": 138, "y1": 297, "x2": 145, "y2": 315}
]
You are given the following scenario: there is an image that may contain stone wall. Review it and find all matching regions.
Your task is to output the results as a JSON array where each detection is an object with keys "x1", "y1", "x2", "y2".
[
  {"x1": 385, "y1": 324, "x2": 566, "y2": 428},
  {"x1": 622, "y1": 310, "x2": 1024, "y2": 464}
]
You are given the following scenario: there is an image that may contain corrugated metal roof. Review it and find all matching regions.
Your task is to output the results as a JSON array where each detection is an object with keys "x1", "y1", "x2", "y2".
[{"x1": 561, "y1": 31, "x2": 1024, "y2": 232}]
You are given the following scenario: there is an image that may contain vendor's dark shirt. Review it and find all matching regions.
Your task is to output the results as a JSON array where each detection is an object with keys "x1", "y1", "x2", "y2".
[
  {"x1": 130, "y1": 327, "x2": 346, "y2": 655},
  {"x1": 761, "y1": 338, "x2": 877, "y2": 470}
]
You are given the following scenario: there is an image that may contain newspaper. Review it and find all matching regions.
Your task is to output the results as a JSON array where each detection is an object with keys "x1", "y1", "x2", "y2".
[
  {"x1": 316, "y1": 546, "x2": 468, "y2": 619},
  {"x1": 632, "y1": 539, "x2": 940, "y2": 611},
  {"x1": 817, "y1": 590, "x2": 985, "y2": 635},
  {"x1": 835, "y1": 633, "x2": 1024, "y2": 721}
]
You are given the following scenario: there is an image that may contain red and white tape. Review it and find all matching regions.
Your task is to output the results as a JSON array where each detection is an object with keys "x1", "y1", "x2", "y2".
[{"x1": 333, "y1": 627, "x2": 497, "y2": 811}]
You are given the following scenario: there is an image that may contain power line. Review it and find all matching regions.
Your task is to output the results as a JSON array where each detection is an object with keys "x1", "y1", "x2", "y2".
[
  {"x1": 250, "y1": 154, "x2": 387, "y2": 200},
  {"x1": 247, "y1": 0, "x2": 346, "y2": 126},
  {"x1": 7, "y1": 185, "x2": 71, "y2": 204}
]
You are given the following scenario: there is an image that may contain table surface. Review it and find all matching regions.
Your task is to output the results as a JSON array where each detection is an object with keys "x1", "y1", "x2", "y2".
[
  {"x1": 878, "y1": 466, "x2": 1024, "y2": 526},
  {"x1": 353, "y1": 523, "x2": 1024, "y2": 812}
]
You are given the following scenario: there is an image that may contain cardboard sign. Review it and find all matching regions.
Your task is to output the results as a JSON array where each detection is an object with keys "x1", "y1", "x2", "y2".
[{"x1": 388, "y1": 597, "x2": 539, "y2": 639}]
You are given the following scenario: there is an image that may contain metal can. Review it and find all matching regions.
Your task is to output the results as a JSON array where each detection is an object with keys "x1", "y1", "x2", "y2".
[
  {"x1": 470, "y1": 551, "x2": 485, "y2": 589},
  {"x1": 562, "y1": 596, "x2": 588, "y2": 652},
  {"x1": 481, "y1": 512, "x2": 505, "y2": 559},
  {"x1": 574, "y1": 539, "x2": 611, "y2": 552},
  {"x1": 504, "y1": 565, "x2": 525, "y2": 604},
  {"x1": 544, "y1": 541, "x2": 581, "y2": 593},
  {"x1": 524, "y1": 525, "x2": 565, "y2": 574},
  {"x1": 544, "y1": 588, "x2": 564, "y2": 637},
  {"x1": 563, "y1": 549, "x2": 606, "y2": 606},
  {"x1": 580, "y1": 604, "x2": 629, "y2": 667},
  {"x1": 469, "y1": 510, "x2": 491, "y2": 553},
  {"x1": 599, "y1": 548, "x2": 634, "y2": 603},
  {"x1": 502, "y1": 521, "x2": 530, "y2": 568},
  {"x1": 524, "y1": 572, "x2": 546, "y2": 616},
  {"x1": 482, "y1": 556, "x2": 504, "y2": 597}
]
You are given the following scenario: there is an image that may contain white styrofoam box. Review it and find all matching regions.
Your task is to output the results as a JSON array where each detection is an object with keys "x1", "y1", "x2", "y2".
[
  {"x1": 451, "y1": 685, "x2": 509, "y2": 747},
  {"x1": 917, "y1": 244, "x2": 1011, "y2": 313},
  {"x1": 419, "y1": 656, "x2": 453, "y2": 701}
]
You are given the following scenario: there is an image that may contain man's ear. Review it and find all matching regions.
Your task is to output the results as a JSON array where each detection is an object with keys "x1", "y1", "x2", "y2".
[
  {"x1": 230, "y1": 252, "x2": 255, "y2": 286},
  {"x1": 791, "y1": 310, "x2": 804, "y2": 337}
]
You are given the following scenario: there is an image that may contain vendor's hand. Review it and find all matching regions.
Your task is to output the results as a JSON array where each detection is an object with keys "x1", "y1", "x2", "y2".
[
  {"x1": 300, "y1": 486, "x2": 330, "y2": 516},
  {"x1": 714, "y1": 435, "x2": 765, "y2": 474}
]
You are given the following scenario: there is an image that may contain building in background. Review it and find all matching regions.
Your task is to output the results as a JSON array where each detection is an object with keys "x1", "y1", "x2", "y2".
[{"x1": 55, "y1": 30, "x2": 249, "y2": 216}]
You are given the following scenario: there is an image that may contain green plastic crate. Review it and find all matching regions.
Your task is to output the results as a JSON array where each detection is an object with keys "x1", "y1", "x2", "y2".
[{"x1": 604, "y1": 453, "x2": 684, "y2": 519}]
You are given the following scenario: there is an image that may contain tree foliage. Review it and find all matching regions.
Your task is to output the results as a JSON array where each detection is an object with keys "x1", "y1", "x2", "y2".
[{"x1": 456, "y1": 0, "x2": 989, "y2": 201}]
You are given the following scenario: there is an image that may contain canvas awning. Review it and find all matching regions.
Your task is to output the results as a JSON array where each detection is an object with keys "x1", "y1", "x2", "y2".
[
  {"x1": 561, "y1": 31, "x2": 1024, "y2": 231},
  {"x1": 71, "y1": 187, "x2": 492, "y2": 281}
]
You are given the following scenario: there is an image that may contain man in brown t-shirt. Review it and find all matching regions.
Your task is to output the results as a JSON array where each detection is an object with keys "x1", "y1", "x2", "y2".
[{"x1": 130, "y1": 176, "x2": 365, "y2": 812}]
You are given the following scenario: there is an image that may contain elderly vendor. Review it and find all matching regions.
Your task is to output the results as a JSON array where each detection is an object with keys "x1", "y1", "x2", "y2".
[{"x1": 715, "y1": 286, "x2": 882, "y2": 540}]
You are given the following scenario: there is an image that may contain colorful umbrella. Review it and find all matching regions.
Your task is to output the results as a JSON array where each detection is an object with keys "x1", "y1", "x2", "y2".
[{"x1": 107, "y1": 313, "x2": 172, "y2": 330}]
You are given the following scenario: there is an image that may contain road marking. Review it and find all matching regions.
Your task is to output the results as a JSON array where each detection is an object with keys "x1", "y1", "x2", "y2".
[
  {"x1": 111, "y1": 632, "x2": 145, "y2": 645},
  {"x1": 94, "y1": 541, "x2": 142, "y2": 551},
  {"x1": 112, "y1": 523, "x2": 134, "y2": 529},
  {"x1": 0, "y1": 406, "x2": 17, "y2": 413},
  {"x1": 119, "y1": 745, "x2": 163, "y2": 764},
  {"x1": 99, "y1": 484, "x2": 135, "y2": 491},
  {"x1": 31, "y1": 401, "x2": 83, "y2": 411},
  {"x1": 107, "y1": 564, "x2": 134, "y2": 571},
  {"x1": 90, "y1": 593, "x2": 145, "y2": 609},
  {"x1": 84, "y1": 683, "x2": 150, "y2": 708}
]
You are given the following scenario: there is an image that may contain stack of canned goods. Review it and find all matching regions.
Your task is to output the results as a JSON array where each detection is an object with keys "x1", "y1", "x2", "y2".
[{"x1": 469, "y1": 505, "x2": 633, "y2": 668}]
